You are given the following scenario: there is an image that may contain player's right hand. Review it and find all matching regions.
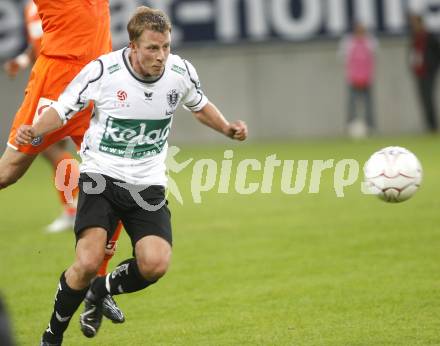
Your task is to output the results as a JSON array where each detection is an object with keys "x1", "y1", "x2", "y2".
[{"x1": 15, "y1": 125, "x2": 36, "y2": 145}]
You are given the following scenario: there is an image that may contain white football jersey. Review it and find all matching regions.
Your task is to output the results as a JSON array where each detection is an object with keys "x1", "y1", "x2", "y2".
[{"x1": 52, "y1": 48, "x2": 208, "y2": 186}]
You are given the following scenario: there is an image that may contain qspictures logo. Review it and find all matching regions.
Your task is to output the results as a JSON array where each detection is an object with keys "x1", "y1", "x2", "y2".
[{"x1": 55, "y1": 146, "x2": 374, "y2": 211}]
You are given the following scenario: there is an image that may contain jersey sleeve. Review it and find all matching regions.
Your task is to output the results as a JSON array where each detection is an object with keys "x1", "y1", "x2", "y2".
[
  {"x1": 52, "y1": 59, "x2": 104, "y2": 124},
  {"x1": 181, "y1": 59, "x2": 208, "y2": 112}
]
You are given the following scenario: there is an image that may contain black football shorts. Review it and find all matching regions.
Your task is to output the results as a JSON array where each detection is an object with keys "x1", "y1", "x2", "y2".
[{"x1": 74, "y1": 173, "x2": 172, "y2": 246}]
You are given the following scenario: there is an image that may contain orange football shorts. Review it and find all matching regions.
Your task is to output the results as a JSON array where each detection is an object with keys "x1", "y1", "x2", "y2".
[{"x1": 8, "y1": 54, "x2": 92, "y2": 155}]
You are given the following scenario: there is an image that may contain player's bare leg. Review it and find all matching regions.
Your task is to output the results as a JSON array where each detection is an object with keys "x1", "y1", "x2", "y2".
[
  {"x1": 41, "y1": 141, "x2": 79, "y2": 233},
  {"x1": 80, "y1": 235, "x2": 171, "y2": 337},
  {"x1": 0, "y1": 147, "x2": 36, "y2": 190},
  {"x1": 66, "y1": 228, "x2": 108, "y2": 289},
  {"x1": 134, "y1": 235, "x2": 172, "y2": 281},
  {"x1": 41, "y1": 228, "x2": 107, "y2": 345}
]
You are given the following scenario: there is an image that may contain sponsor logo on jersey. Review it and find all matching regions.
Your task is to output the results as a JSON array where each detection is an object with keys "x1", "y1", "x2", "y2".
[
  {"x1": 144, "y1": 91, "x2": 153, "y2": 101},
  {"x1": 108, "y1": 63, "x2": 121, "y2": 74},
  {"x1": 171, "y1": 64, "x2": 186, "y2": 76},
  {"x1": 100, "y1": 116, "x2": 172, "y2": 159},
  {"x1": 114, "y1": 90, "x2": 130, "y2": 108},
  {"x1": 117, "y1": 90, "x2": 127, "y2": 101},
  {"x1": 167, "y1": 89, "x2": 179, "y2": 108}
]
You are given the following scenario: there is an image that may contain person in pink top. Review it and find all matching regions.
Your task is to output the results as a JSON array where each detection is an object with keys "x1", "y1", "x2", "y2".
[{"x1": 340, "y1": 22, "x2": 378, "y2": 136}]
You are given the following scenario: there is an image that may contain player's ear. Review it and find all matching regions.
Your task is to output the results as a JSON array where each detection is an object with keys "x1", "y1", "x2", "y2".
[{"x1": 129, "y1": 40, "x2": 137, "y2": 50}]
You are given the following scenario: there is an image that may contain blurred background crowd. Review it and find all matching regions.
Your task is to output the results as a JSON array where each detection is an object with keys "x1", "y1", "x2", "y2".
[{"x1": 1, "y1": 0, "x2": 439, "y2": 145}]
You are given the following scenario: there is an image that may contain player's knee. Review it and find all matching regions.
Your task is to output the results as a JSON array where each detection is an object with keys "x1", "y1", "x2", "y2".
[
  {"x1": 77, "y1": 254, "x2": 103, "y2": 278},
  {"x1": 137, "y1": 255, "x2": 170, "y2": 281}
]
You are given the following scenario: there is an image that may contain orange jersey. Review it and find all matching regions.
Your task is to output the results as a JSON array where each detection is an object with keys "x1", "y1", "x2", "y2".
[
  {"x1": 9, "y1": 0, "x2": 112, "y2": 154},
  {"x1": 24, "y1": 0, "x2": 42, "y2": 56},
  {"x1": 34, "y1": 0, "x2": 112, "y2": 64}
]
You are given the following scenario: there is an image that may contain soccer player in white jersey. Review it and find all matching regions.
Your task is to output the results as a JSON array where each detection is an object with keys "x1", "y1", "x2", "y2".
[{"x1": 16, "y1": 6, "x2": 247, "y2": 345}]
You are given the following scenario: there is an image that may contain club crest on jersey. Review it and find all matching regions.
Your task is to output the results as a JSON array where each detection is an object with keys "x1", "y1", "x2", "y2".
[
  {"x1": 144, "y1": 91, "x2": 153, "y2": 101},
  {"x1": 167, "y1": 89, "x2": 179, "y2": 108}
]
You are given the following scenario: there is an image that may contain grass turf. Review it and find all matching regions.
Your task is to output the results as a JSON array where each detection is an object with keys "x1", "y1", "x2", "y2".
[{"x1": 0, "y1": 135, "x2": 439, "y2": 345}]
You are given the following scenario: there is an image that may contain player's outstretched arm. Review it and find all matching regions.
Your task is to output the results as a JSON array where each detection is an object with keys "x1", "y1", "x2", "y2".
[
  {"x1": 192, "y1": 102, "x2": 248, "y2": 141},
  {"x1": 15, "y1": 107, "x2": 63, "y2": 145},
  {"x1": 3, "y1": 46, "x2": 35, "y2": 79}
]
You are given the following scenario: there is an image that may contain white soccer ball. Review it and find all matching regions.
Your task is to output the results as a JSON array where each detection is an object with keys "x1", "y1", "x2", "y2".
[{"x1": 363, "y1": 146, "x2": 423, "y2": 202}]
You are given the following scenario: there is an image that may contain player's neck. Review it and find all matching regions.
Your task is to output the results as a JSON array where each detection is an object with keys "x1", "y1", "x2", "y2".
[{"x1": 126, "y1": 48, "x2": 159, "y2": 83}]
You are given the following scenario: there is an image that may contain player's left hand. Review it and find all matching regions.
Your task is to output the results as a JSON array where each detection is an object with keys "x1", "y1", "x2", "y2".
[
  {"x1": 15, "y1": 125, "x2": 36, "y2": 145},
  {"x1": 3, "y1": 59, "x2": 20, "y2": 79},
  {"x1": 226, "y1": 120, "x2": 248, "y2": 141},
  {"x1": 105, "y1": 240, "x2": 118, "y2": 257}
]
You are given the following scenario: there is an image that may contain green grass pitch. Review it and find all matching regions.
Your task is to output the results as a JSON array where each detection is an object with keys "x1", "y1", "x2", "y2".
[{"x1": 0, "y1": 135, "x2": 439, "y2": 345}]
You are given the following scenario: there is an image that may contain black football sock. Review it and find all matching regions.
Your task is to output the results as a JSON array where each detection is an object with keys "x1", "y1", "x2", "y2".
[
  {"x1": 42, "y1": 272, "x2": 88, "y2": 343},
  {"x1": 91, "y1": 258, "x2": 157, "y2": 299}
]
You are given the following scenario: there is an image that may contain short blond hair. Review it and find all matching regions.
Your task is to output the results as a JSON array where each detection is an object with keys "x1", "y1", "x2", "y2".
[{"x1": 127, "y1": 6, "x2": 172, "y2": 42}]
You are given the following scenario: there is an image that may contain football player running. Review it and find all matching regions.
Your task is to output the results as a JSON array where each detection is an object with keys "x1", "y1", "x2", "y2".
[{"x1": 16, "y1": 6, "x2": 247, "y2": 346}]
